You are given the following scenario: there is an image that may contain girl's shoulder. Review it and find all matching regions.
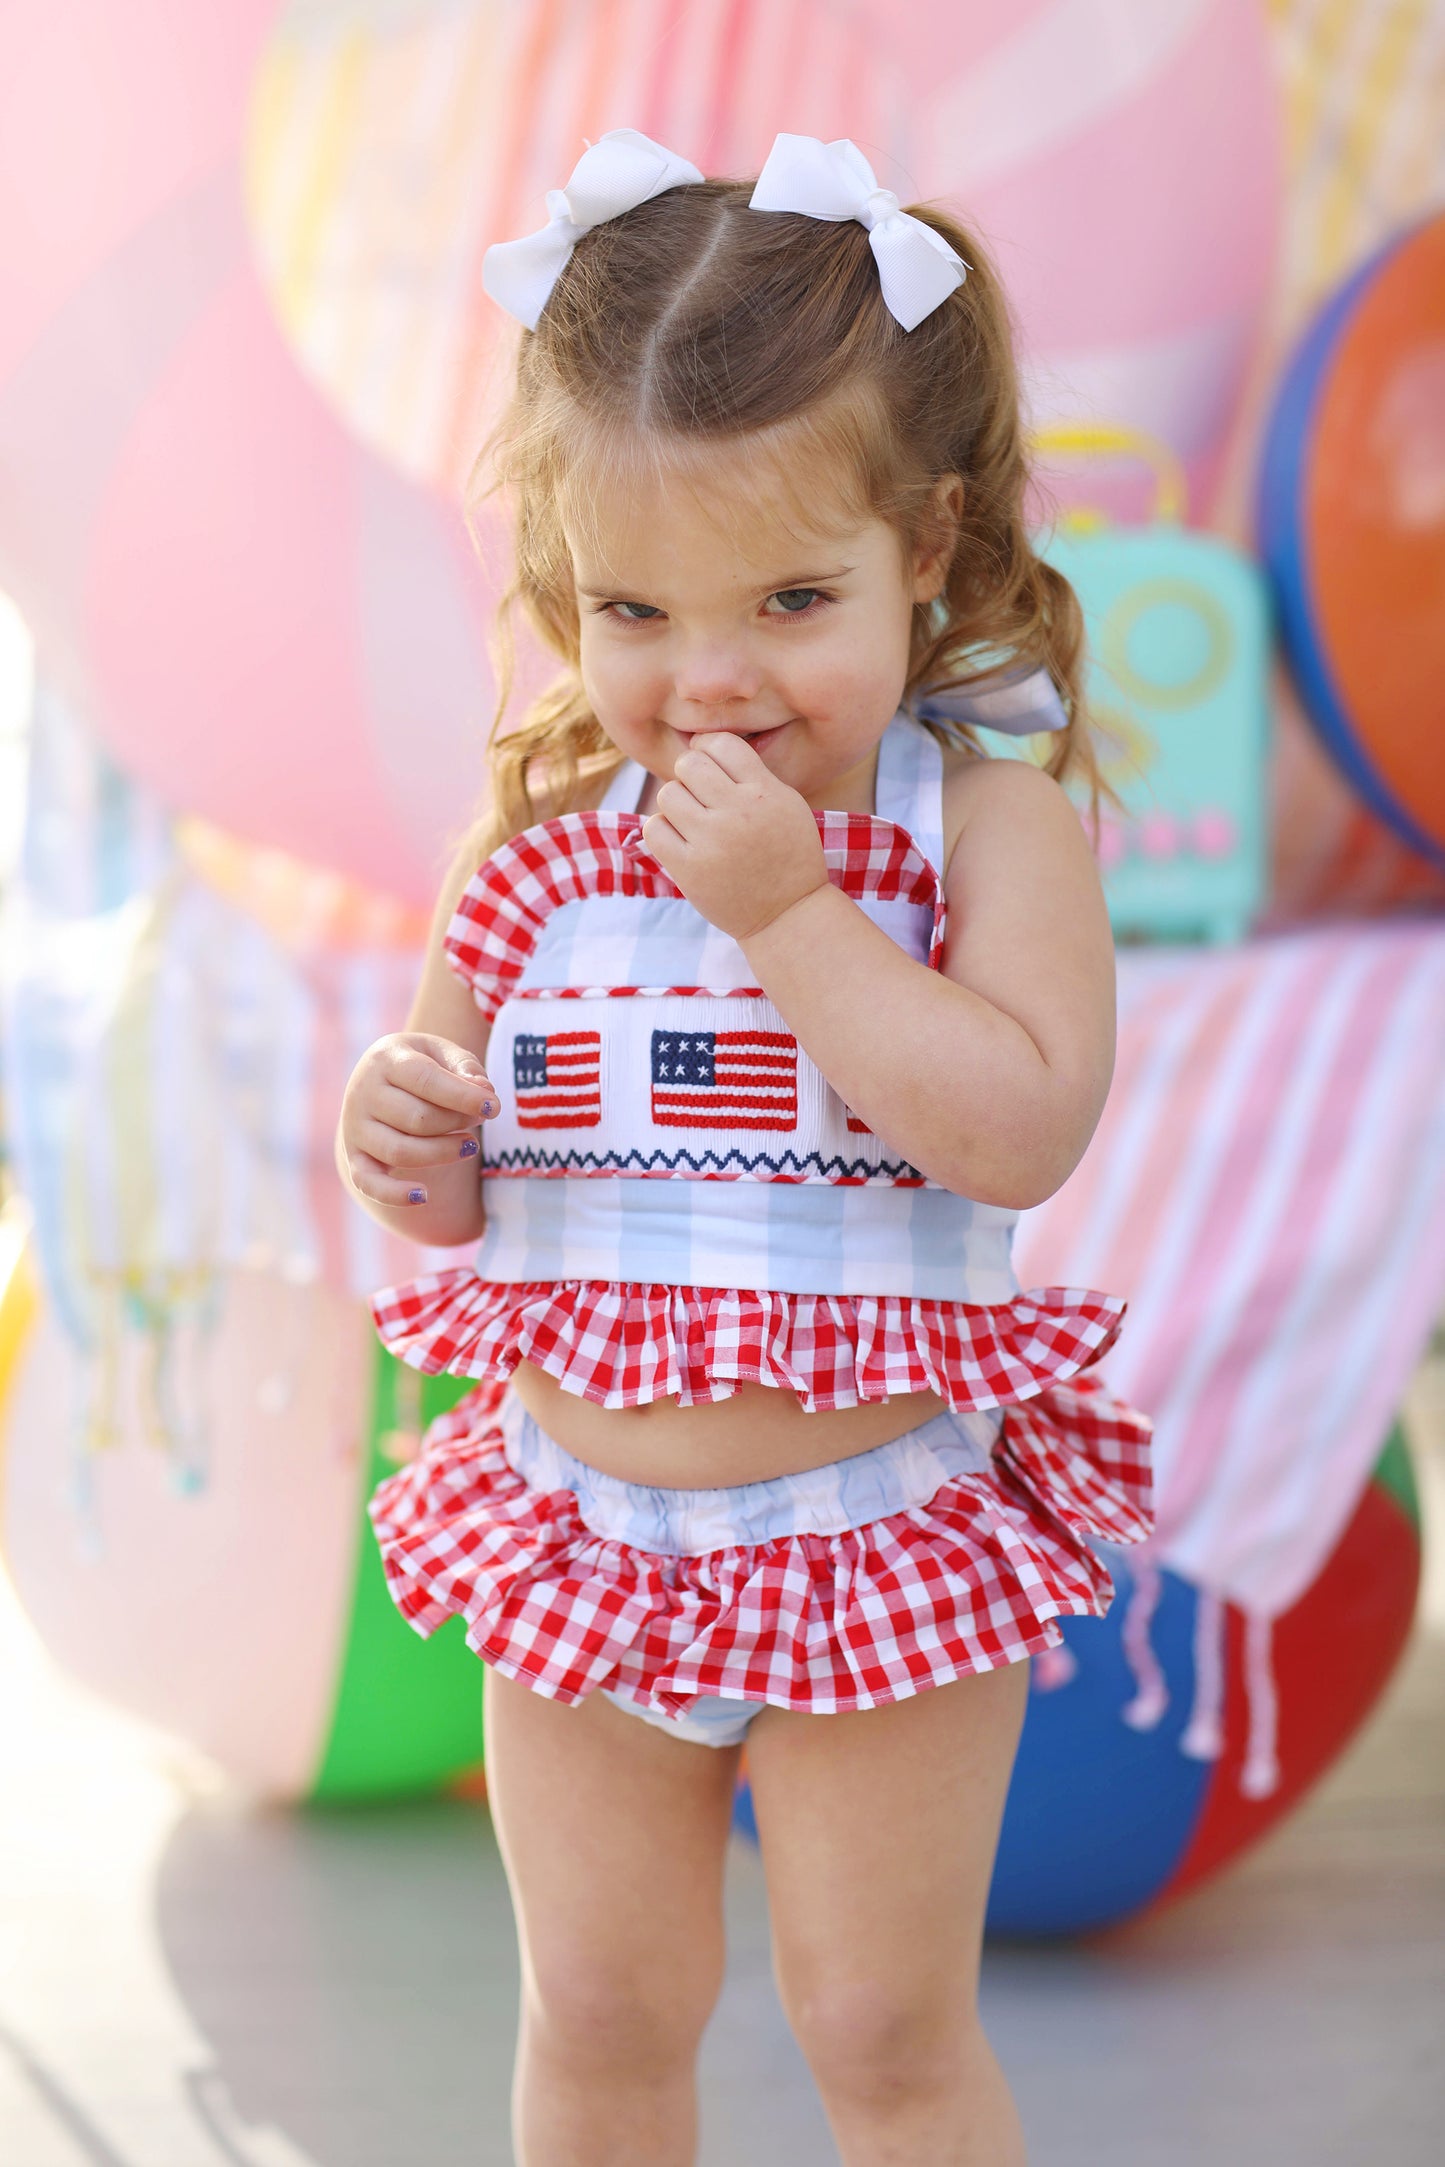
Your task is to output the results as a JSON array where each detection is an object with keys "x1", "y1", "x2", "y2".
[{"x1": 938, "y1": 740, "x2": 1087, "y2": 888}]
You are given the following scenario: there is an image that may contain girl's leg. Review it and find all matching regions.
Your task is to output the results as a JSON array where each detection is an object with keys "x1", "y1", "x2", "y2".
[
  {"x1": 744, "y1": 1659, "x2": 1032, "y2": 2166},
  {"x1": 482, "y1": 1666, "x2": 743, "y2": 2167}
]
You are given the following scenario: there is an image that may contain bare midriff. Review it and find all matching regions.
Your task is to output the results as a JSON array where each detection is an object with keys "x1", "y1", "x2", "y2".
[{"x1": 509, "y1": 1358, "x2": 948, "y2": 1489}]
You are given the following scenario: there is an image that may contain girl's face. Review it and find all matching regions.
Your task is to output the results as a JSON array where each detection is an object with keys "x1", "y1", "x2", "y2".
[{"x1": 567, "y1": 442, "x2": 954, "y2": 811}]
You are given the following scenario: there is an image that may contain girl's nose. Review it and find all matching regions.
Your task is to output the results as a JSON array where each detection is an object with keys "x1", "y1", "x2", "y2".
[{"x1": 673, "y1": 640, "x2": 761, "y2": 710}]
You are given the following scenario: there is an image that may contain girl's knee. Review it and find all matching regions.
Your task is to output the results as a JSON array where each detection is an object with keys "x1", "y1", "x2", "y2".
[
  {"x1": 783, "y1": 1973, "x2": 976, "y2": 2105},
  {"x1": 525, "y1": 1948, "x2": 724, "y2": 2079}
]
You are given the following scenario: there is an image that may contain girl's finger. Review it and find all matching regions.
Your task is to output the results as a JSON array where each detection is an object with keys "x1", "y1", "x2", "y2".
[
  {"x1": 687, "y1": 729, "x2": 761, "y2": 781},
  {"x1": 641, "y1": 810, "x2": 688, "y2": 865},
  {"x1": 671, "y1": 741, "x2": 738, "y2": 805},
  {"x1": 652, "y1": 778, "x2": 702, "y2": 838},
  {"x1": 370, "y1": 1076, "x2": 488, "y2": 1138},
  {"x1": 350, "y1": 1117, "x2": 482, "y2": 1171},
  {"x1": 387, "y1": 1041, "x2": 496, "y2": 1120},
  {"x1": 345, "y1": 1147, "x2": 443, "y2": 1206}
]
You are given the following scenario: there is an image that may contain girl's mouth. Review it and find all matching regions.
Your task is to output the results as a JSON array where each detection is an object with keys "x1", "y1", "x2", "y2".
[{"x1": 673, "y1": 720, "x2": 791, "y2": 753}]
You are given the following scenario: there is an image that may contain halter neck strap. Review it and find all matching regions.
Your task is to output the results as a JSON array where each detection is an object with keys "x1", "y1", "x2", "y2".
[
  {"x1": 874, "y1": 710, "x2": 947, "y2": 878},
  {"x1": 597, "y1": 758, "x2": 648, "y2": 813}
]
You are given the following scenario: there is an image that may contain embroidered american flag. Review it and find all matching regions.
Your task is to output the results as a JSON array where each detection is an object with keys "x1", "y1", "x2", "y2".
[
  {"x1": 513, "y1": 1030, "x2": 601, "y2": 1129},
  {"x1": 651, "y1": 1029, "x2": 798, "y2": 1130}
]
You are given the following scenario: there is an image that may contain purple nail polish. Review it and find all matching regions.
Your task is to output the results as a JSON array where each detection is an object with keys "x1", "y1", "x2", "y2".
[
  {"x1": 407, "y1": 1187, "x2": 427, "y2": 1204},
  {"x1": 459, "y1": 1137, "x2": 479, "y2": 1158},
  {"x1": 481, "y1": 1098, "x2": 497, "y2": 1118}
]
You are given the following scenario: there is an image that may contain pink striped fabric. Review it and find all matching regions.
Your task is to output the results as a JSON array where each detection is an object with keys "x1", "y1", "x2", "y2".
[{"x1": 1017, "y1": 918, "x2": 1445, "y2": 1621}]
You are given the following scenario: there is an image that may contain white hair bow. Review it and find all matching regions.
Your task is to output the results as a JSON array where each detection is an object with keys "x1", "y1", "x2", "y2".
[
  {"x1": 482, "y1": 127, "x2": 704, "y2": 330},
  {"x1": 913, "y1": 665, "x2": 1069, "y2": 737},
  {"x1": 749, "y1": 134, "x2": 968, "y2": 332}
]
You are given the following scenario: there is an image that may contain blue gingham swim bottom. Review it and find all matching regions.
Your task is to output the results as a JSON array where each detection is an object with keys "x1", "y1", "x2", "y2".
[{"x1": 499, "y1": 1391, "x2": 1006, "y2": 1748}]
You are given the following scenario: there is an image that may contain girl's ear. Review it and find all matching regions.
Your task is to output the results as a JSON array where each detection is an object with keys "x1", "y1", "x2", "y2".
[{"x1": 910, "y1": 474, "x2": 964, "y2": 603}]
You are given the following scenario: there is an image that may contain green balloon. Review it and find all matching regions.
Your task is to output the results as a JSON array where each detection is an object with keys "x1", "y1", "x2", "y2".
[
  {"x1": 1370, "y1": 1419, "x2": 1421, "y2": 1533},
  {"x1": 310, "y1": 1343, "x2": 488, "y2": 1801}
]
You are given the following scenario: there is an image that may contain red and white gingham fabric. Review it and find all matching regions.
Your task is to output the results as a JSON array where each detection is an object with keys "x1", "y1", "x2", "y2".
[
  {"x1": 444, "y1": 808, "x2": 945, "y2": 1021},
  {"x1": 368, "y1": 741, "x2": 1154, "y2": 1716},
  {"x1": 368, "y1": 1274, "x2": 1130, "y2": 1411},
  {"x1": 367, "y1": 1364, "x2": 1155, "y2": 1715}
]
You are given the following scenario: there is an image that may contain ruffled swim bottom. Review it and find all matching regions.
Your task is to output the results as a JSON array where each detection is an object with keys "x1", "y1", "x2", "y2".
[{"x1": 367, "y1": 1367, "x2": 1154, "y2": 1727}]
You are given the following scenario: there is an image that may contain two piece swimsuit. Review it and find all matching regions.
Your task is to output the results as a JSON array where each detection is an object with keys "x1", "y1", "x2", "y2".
[{"x1": 367, "y1": 710, "x2": 1154, "y2": 1746}]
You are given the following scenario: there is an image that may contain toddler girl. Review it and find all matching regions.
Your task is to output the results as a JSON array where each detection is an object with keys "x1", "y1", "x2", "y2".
[{"x1": 336, "y1": 128, "x2": 1153, "y2": 2167}]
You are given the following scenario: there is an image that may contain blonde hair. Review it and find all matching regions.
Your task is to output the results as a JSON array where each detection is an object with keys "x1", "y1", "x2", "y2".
[{"x1": 458, "y1": 176, "x2": 1113, "y2": 863}]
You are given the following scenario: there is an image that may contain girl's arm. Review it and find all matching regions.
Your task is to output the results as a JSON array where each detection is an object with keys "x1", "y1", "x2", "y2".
[
  {"x1": 644, "y1": 739, "x2": 1115, "y2": 1211},
  {"x1": 334, "y1": 836, "x2": 495, "y2": 1247}
]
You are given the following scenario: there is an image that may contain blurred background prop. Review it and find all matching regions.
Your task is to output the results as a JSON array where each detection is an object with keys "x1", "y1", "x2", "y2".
[{"x1": 1022, "y1": 423, "x2": 1274, "y2": 945}]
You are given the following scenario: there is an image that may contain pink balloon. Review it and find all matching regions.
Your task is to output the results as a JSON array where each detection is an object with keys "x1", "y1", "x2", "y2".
[
  {"x1": 84, "y1": 270, "x2": 496, "y2": 904},
  {"x1": 855, "y1": 0, "x2": 1056, "y2": 92},
  {"x1": 901, "y1": 0, "x2": 1282, "y2": 520},
  {"x1": 0, "y1": 0, "x2": 514, "y2": 907},
  {"x1": 0, "y1": 0, "x2": 271, "y2": 379}
]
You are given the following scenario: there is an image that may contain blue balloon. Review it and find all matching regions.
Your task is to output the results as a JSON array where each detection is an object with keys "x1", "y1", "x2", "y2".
[
  {"x1": 986, "y1": 1554, "x2": 1210, "y2": 1935},
  {"x1": 732, "y1": 1550, "x2": 1213, "y2": 1939}
]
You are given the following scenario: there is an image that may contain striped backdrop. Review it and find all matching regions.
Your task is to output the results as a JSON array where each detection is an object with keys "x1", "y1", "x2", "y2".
[
  {"x1": 1018, "y1": 916, "x2": 1445, "y2": 1618},
  {"x1": 1266, "y1": 0, "x2": 1445, "y2": 310}
]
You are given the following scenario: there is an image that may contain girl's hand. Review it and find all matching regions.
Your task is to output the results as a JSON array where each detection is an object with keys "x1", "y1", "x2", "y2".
[
  {"x1": 642, "y1": 732, "x2": 828, "y2": 940},
  {"x1": 339, "y1": 1033, "x2": 497, "y2": 1205}
]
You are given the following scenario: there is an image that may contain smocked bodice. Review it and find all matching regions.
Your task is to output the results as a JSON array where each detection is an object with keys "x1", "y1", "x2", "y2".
[
  {"x1": 451, "y1": 713, "x2": 1018, "y2": 1300},
  {"x1": 369, "y1": 712, "x2": 1127, "y2": 1410}
]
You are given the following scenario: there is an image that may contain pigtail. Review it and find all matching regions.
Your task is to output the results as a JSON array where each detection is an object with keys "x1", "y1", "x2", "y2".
[
  {"x1": 444, "y1": 367, "x2": 629, "y2": 871},
  {"x1": 482, "y1": 669, "x2": 624, "y2": 859},
  {"x1": 440, "y1": 649, "x2": 626, "y2": 871},
  {"x1": 896, "y1": 205, "x2": 1123, "y2": 845}
]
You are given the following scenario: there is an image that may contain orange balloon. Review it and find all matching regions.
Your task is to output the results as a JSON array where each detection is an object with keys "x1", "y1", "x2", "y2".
[{"x1": 1308, "y1": 216, "x2": 1445, "y2": 858}]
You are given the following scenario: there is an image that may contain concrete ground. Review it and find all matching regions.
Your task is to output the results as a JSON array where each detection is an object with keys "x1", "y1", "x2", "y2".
[{"x1": 2, "y1": 1337, "x2": 1442, "y2": 2166}]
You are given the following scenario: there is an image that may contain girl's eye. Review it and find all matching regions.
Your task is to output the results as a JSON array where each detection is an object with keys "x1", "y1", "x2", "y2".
[
  {"x1": 607, "y1": 601, "x2": 663, "y2": 623},
  {"x1": 766, "y1": 588, "x2": 828, "y2": 617}
]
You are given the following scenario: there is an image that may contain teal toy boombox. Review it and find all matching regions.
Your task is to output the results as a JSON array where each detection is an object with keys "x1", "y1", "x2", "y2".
[{"x1": 997, "y1": 426, "x2": 1272, "y2": 946}]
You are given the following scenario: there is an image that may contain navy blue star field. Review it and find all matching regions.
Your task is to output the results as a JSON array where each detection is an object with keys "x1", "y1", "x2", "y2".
[
  {"x1": 651, "y1": 1028, "x2": 798, "y2": 1130},
  {"x1": 512, "y1": 1030, "x2": 601, "y2": 1129}
]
